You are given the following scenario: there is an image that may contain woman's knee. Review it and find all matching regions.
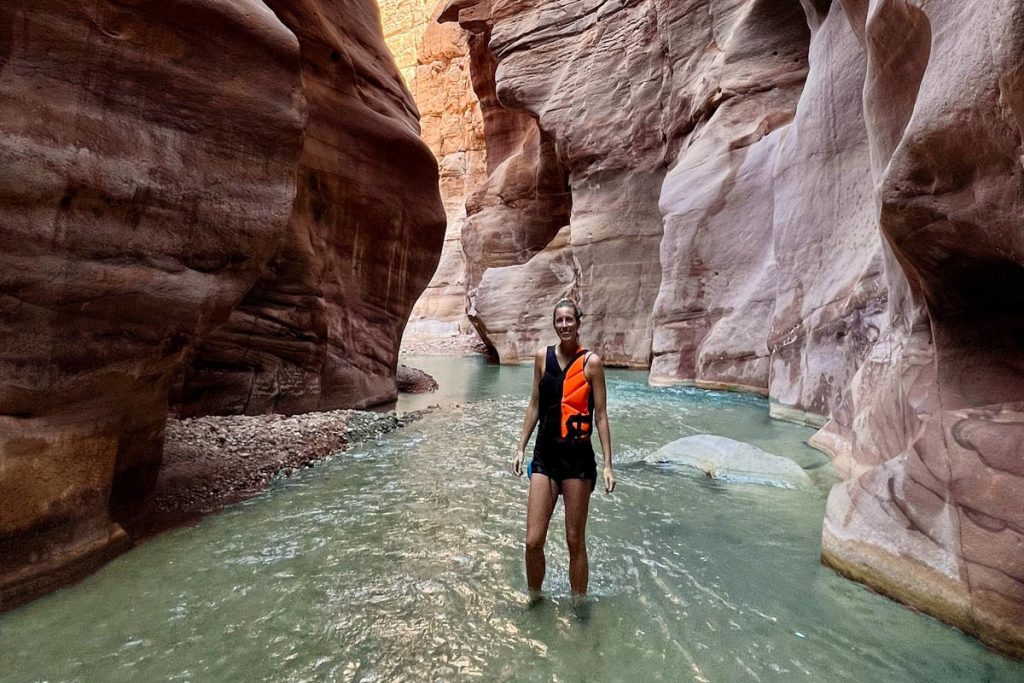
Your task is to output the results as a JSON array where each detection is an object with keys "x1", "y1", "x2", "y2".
[
  {"x1": 525, "y1": 533, "x2": 547, "y2": 555},
  {"x1": 565, "y1": 528, "x2": 586, "y2": 556}
]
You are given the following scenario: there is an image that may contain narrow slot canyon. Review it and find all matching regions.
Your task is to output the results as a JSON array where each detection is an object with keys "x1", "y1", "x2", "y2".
[{"x1": 0, "y1": 0, "x2": 1022, "y2": 677}]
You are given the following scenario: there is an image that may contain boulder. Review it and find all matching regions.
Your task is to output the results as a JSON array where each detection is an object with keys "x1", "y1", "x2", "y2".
[
  {"x1": 397, "y1": 365, "x2": 439, "y2": 393},
  {"x1": 648, "y1": 435, "x2": 812, "y2": 489}
]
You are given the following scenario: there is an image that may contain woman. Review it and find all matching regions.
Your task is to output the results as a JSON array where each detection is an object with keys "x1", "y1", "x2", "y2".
[{"x1": 512, "y1": 299, "x2": 615, "y2": 602}]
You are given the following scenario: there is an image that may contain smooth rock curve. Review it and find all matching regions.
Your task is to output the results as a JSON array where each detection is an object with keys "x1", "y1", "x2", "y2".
[{"x1": 649, "y1": 435, "x2": 812, "y2": 489}]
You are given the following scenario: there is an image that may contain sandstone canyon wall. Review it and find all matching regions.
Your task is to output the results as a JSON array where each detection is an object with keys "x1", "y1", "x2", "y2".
[
  {"x1": 380, "y1": 0, "x2": 437, "y2": 86},
  {"x1": 440, "y1": 0, "x2": 1024, "y2": 658},
  {"x1": 384, "y1": 0, "x2": 489, "y2": 343},
  {"x1": 0, "y1": 0, "x2": 443, "y2": 608},
  {"x1": 814, "y1": 0, "x2": 1024, "y2": 659},
  {"x1": 175, "y1": 0, "x2": 446, "y2": 416}
]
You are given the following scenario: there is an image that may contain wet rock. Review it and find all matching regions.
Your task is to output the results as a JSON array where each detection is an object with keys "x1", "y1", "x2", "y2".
[{"x1": 649, "y1": 435, "x2": 812, "y2": 490}]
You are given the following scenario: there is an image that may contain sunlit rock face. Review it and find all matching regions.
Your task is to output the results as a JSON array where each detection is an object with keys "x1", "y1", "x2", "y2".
[
  {"x1": 0, "y1": 0, "x2": 305, "y2": 605},
  {"x1": 449, "y1": 0, "x2": 682, "y2": 366},
  {"x1": 652, "y1": 1, "x2": 810, "y2": 394},
  {"x1": 437, "y1": 1, "x2": 571, "y2": 360},
  {"x1": 399, "y1": 1, "x2": 488, "y2": 343},
  {"x1": 379, "y1": 0, "x2": 436, "y2": 86},
  {"x1": 814, "y1": 0, "x2": 1024, "y2": 659},
  {"x1": 176, "y1": 0, "x2": 447, "y2": 416},
  {"x1": 444, "y1": 0, "x2": 1024, "y2": 658}
]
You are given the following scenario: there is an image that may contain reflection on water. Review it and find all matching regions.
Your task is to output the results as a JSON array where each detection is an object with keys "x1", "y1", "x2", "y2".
[{"x1": 1, "y1": 356, "x2": 1021, "y2": 681}]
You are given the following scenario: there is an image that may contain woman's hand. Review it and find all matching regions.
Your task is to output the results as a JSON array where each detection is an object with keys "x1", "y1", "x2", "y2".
[
  {"x1": 603, "y1": 466, "x2": 616, "y2": 494},
  {"x1": 512, "y1": 447, "x2": 525, "y2": 476}
]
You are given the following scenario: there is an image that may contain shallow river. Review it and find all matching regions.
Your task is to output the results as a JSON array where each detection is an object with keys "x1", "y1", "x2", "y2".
[{"x1": 2, "y1": 357, "x2": 1021, "y2": 681}]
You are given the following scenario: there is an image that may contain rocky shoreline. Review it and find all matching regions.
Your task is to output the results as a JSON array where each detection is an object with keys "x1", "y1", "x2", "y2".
[
  {"x1": 146, "y1": 410, "x2": 412, "y2": 534},
  {"x1": 399, "y1": 333, "x2": 489, "y2": 357}
]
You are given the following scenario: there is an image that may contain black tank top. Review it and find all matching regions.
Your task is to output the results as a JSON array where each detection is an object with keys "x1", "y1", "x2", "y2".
[{"x1": 535, "y1": 345, "x2": 594, "y2": 454}]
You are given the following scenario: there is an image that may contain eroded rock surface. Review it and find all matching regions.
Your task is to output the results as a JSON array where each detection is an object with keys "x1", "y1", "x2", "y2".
[
  {"x1": 400, "y1": 0, "x2": 488, "y2": 344},
  {"x1": 649, "y1": 435, "x2": 812, "y2": 489},
  {"x1": 0, "y1": 0, "x2": 305, "y2": 606},
  {"x1": 439, "y1": 0, "x2": 1024, "y2": 657},
  {"x1": 1, "y1": 0, "x2": 445, "y2": 609},
  {"x1": 379, "y1": 0, "x2": 437, "y2": 85},
  {"x1": 176, "y1": 0, "x2": 447, "y2": 416},
  {"x1": 814, "y1": 0, "x2": 1024, "y2": 659},
  {"x1": 652, "y1": 1, "x2": 810, "y2": 394}
]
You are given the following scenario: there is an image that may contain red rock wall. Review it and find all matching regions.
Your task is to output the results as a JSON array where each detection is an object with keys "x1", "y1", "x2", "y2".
[
  {"x1": 814, "y1": 0, "x2": 1024, "y2": 659},
  {"x1": 1, "y1": 0, "x2": 445, "y2": 607},
  {"x1": 0, "y1": 0, "x2": 305, "y2": 606},
  {"x1": 175, "y1": 0, "x2": 447, "y2": 415},
  {"x1": 441, "y1": 0, "x2": 1024, "y2": 657},
  {"x1": 652, "y1": 1, "x2": 810, "y2": 394},
  {"x1": 442, "y1": 1, "x2": 573, "y2": 359}
]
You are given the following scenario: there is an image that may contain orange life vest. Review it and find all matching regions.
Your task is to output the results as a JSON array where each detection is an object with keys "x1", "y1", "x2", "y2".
[{"x1": 560, "y1": 351, "x2": 593, "y2": 441}]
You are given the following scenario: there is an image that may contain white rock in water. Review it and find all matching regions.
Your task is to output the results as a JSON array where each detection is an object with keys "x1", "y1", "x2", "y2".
[{"x1": 648, "y1": 435, "x2": 812, "y2": 489}]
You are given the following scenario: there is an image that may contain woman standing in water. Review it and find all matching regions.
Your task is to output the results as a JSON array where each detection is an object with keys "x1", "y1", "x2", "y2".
[{"x1": 512, "y1": 299, "x2": 615, "y2": 603}]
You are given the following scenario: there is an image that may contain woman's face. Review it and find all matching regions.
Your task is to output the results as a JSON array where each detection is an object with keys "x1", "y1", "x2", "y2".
[{"x1": 553, "y1": 305, "x2": 579, "y2": 342}]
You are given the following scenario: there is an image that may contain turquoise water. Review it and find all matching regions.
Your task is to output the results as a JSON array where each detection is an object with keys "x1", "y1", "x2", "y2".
[{"x1": 1, "y1": 356, "x2": 1020, "y2": 681}]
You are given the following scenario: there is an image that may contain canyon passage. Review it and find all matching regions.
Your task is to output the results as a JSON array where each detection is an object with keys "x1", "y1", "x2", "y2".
[
  {"x1": 2, "y1": 0, "x2": 1024, "y2": 675},
  {"x1": 2, "y1": 358, "x2": 1022, "y2": 681}
]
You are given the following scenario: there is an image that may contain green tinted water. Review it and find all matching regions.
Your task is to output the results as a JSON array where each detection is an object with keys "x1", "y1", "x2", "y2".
[{"x1": 2, "y1": 356, "x2": 1020, "y2": 681}]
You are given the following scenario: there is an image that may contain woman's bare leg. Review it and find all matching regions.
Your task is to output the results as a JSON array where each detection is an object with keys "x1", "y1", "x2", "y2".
[
  {"x1": 561, "y1": 478, "x2": 592, "y2": 596},
  {"x1": 525, "y1": 473, "x2": 559, "y2": 593}
]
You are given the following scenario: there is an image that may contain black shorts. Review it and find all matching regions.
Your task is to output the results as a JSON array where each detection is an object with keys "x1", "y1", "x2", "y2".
[{"x1": 529, "y1": 442, "x2": 597, "y2": 493}]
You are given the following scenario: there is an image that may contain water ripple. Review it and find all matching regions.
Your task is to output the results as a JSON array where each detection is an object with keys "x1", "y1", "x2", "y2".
[{"x1": 0, "y1": 361, "x2": 1021, "y2": 681}]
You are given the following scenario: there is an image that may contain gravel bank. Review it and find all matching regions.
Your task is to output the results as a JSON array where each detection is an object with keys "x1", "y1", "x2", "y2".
[{"x1": 148, "y1": 410, "x2": 413, "y2": 531}]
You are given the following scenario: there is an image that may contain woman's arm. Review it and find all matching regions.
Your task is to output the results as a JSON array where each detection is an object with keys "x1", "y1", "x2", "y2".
[
  {"x1": 587, "y1": 354, "x2": 615, "y2": 493},
  {"x1": 513, "y1": 348, "x2": 546, "y2": 476}
]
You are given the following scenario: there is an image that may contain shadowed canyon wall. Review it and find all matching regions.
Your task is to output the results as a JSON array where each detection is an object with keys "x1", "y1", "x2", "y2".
[
  {"x1": 175, "y1": 0, "x2": 446, "y2": 416},
  {"x1": 439, "y1": 0, "x2": 1024, "y2": 658},
  {"x1": 0, "y1": 0, "x2": 443, "y2": 607}
]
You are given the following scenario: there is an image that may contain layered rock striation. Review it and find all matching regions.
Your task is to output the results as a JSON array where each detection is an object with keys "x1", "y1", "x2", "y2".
[
  {"x1": 175, "y1": 0, "x2": 446, "y2": 416},
  {"x1": 398, "y1": 0, "x2": 488, "y2": 343},
  {"x1": 0, "y1": 0, "x2": 305, "y2": 606},
  {"x1": 380, "y1": 0, "x2": 437, "y2": 86},
  {"x1": 440, "y1": 0, "x2": 1024, "y2": 657},
  {"x1": 815, "y1": 0, "x2": 1024, "y2": 659},
  {"x1": 1, "y1": 0, "x2": 443, "y2": 607}
]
